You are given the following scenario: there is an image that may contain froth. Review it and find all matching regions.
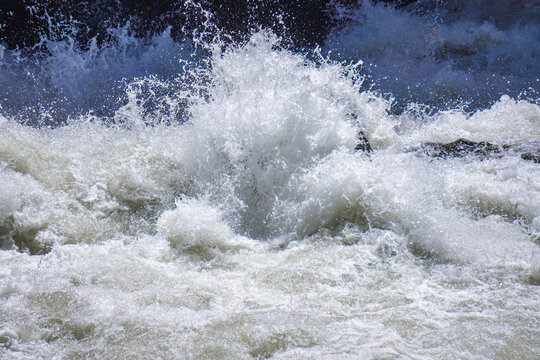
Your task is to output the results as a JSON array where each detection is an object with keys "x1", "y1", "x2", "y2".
[
  {"x1": 403, "y1": 95, "x2": 540, "y2": 144},
  {"x1": 0, "y1": 33, "x2": 537, "y2": 264},
  {"x1": 157, "y1": 199, "x2": 255, "y2": 260},
  {"x1": 177, "y1": 33, "x2": 394, "y2": 237},
  {"x1": 0, "y1": 31, "x2": 539, "y2": 359}
]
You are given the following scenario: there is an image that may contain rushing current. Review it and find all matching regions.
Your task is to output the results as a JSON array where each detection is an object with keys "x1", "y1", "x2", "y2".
[{"x1": 1, "y1": 1, "x2": 539, "y2": 359}]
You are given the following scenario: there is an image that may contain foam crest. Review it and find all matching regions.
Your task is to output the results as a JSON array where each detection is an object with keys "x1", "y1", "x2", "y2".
[
  {"x1": 0, "y1": 32, "x2": 537, "y2": 267},
  {"x1": 0, "y1": 118, "x2": 189, "y2": 252},
  {"x1": 403, "y1": 95, "x2": 540, "y2": 144},
  {"x1": 157, "y1": 198, "x2": 255, "y2": 259},
  {"x1": 177, "y1": 33, "x2": 395, "y2": 237},
  {"x1": 272, "y1": 150, "x2": 536, "y2": 264}
]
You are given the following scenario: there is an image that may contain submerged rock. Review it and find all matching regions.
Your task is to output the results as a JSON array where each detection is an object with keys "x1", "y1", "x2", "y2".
[
  {"x1": 421, "y1": 138, "x2": 506, "y2": 159},
  {"x1": 418, "y1": 138, "x2": 540, "y2": 163},
  {"x1": 355, "y1": 131, "x2": 373, "y2": 153},
  {"x1": 521, "y1": 152, "x2": 540, "y2": 163}
]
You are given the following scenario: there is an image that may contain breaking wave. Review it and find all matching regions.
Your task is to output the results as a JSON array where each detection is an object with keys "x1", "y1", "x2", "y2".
[{"x1": 0, "y1": 2, "x2": 539, "y2": 359}]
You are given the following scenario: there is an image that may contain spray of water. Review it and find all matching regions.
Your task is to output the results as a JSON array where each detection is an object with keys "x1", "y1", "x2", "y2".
[{"x1": 0, "y1": 3, "x2": 539, "y2": 359}]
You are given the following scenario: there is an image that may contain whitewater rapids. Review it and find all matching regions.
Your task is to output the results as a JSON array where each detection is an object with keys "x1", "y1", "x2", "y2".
[{"x1": 0, "y1": 31, "x2": 539, "y2": 359}]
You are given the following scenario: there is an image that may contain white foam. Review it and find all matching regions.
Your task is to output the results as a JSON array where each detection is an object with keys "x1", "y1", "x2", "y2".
[
  {"x1": 0, "y1": 31, "x2": 538, "y2": 359},
  {"x1": 403, "y1": 95, "x2": 540, "y2": 144},
  {"x1": 176, "y1": 33, "x2": 396, "y2": 236},
  {"x1": 157, "y1": 198, "x2": 255, "y2": 259},
  {"x1": 532, "y1": 251, "x2": 540, "y2": 282}
]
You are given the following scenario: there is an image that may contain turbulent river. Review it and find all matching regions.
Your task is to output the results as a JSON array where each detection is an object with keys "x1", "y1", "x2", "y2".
[{"x1": 0, "y1": 1, "x2": 539, "y2": 359}]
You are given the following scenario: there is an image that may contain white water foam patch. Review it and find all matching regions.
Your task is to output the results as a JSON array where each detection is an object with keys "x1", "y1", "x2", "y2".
[
  {"x1": 0, "y1": 117, "x2": 191, "y2": 251},
  {"x1": 1, "y1": 32, "x2": 537, "y2": 265},
  {"x1": 272, "y1": 150, "x2": 536, "y2": 267},
  {"x1": 0, "y1": 32, "x2": 539, "y2": 359},
  {"x1": 444, "y1": 157, "x2": 540, "y2": 223},
  {"x1": 157, "y1": 198, "x2": 255, "y2": 260},
  {"x1": 176, "y1": 33, "x2": 397, "y2": 237},
  {"x1": 532, "y1": 250, "x2": 540, "y2": 283},
  {"x1": 0, "y1": 170, "x2": 22, "y2": 221},
  {"x1": 402, "y1": 95, "x2": 540, "y2": 144},
  {"x1": 0, "y1": 228, "x2": 538, "y2": 359}
]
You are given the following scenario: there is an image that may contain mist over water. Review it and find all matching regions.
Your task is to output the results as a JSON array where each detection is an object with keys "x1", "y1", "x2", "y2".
[
  {"x1": 0, "y1": 27, "x2": 199, "y2": 125},
  {"x1": 325, "y1": 0, "x2": 540, "y2": 111},
  {"x1": 1, "y1": 2, "x2": 539, "y2": 359}
]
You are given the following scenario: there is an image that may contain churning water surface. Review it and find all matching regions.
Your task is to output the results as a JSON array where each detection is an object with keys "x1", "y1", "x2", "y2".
[{"x1": 0, "y1": 1, "x2": 539, "y2": 359}]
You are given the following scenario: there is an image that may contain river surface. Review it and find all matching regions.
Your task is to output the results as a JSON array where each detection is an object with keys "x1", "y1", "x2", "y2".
[{"x1": 1, "y1": 1, "x2": 539, "y2": 359}]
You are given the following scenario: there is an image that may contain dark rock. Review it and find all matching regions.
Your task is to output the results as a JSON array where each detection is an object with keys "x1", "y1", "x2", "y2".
[
  {"x1": 373, "y1": 0, "x2": 418, "y2": 9},
  {"x1": 0, "y1": 1, "x2": 426, "y2": 52},
  {"x1": 0, "y1": 0, "x2": 189, "y2": 51},
  {"x1": 420, "y1": 138, "x2": 540, "y2": 163},
  {"x1": 521, "y1": 152, "x2": 540, "y2": 163},
  {"x1": 421, "y1": 138, "x2": 505, "y2": 159},
  {"x1": 202, "y1": 0, "x2": 359, "y2": 49},
  {"x1": 355, "y1": 131, "x2": 373, "y2": 153}
]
